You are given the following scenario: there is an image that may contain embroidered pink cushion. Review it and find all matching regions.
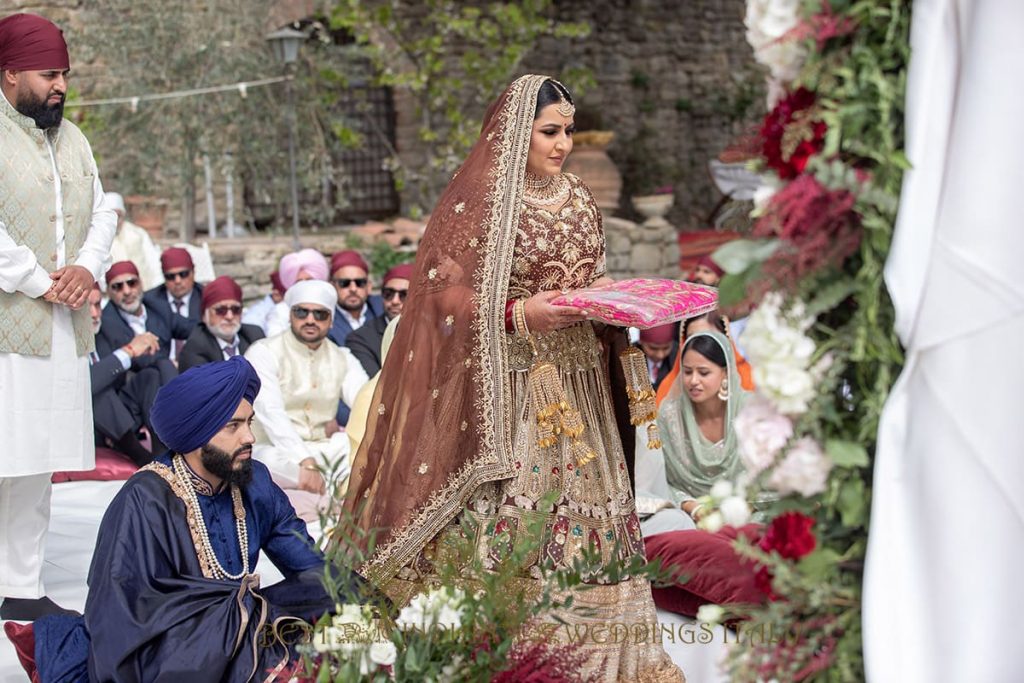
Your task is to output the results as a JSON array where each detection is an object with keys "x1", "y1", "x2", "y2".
[{"x1": 552, "y1": 278, "x2": 718, "y2": 329}]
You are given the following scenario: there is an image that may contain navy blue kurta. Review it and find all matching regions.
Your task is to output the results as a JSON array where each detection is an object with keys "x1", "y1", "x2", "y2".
[{"x1": 35, "y1": 454, "x2": 334, "y2": 683}]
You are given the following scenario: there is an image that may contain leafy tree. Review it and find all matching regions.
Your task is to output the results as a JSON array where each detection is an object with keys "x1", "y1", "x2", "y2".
[{"x1": 330, "y1": 0, "x2": 592, "y2": 215}]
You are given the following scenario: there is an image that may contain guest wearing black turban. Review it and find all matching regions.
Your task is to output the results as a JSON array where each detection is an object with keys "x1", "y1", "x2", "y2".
[{"x1": 28, "y1": 358, "x2": 372, "y2": 682}]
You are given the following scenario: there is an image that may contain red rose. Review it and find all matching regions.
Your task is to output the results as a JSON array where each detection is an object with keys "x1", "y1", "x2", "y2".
[
  {"x1": 759, "y1": 511, "x2": 817, "y2": 560},
  {"x1": 760, "y1": 88, "x2": 827, "y2": 180}
]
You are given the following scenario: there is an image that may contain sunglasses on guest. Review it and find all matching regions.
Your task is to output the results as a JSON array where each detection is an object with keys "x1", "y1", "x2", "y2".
[
  {"x1": 110, "y1": 278, "x2": 140, "y2": 292},
  {"x1": 382, "y1": 287, "x2": 408, "y2": 301},
  {"x1": 211, "y1": 304, "x2": 242, "y2": 316},
  {"x1": 164, "y1": 269, "x2": 193, "y2": 281},
  {"x1": 291, "y1": 306, "x2": 331, "y2": 322},
  {"x1": 333, "y1": 278, "x2": 367, "y2": 289}
]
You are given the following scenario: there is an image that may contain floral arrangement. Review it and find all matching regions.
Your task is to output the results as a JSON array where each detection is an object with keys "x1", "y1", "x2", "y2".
[
  {"x1": 696, "y1": 0, "x2": 911, "y2": 680},
  {"x1": 286, "y1": 496, "x2": 664, "y2": 682}
]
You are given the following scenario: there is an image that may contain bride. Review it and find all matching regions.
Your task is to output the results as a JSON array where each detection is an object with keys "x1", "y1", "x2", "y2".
[{"x1": 342, "y1": 74, "x2": 683, "y2": 681}]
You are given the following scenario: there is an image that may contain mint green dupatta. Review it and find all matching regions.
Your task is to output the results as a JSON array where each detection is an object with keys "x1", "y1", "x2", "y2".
[{"x1": 657, "y1": 330, "x2": 747, "y2": 503}]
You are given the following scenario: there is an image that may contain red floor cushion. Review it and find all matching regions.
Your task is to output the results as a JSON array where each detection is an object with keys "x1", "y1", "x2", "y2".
[
  {"x1": 645, "y1": 524, "x2": 766, "y2": 618},
  {"x1": 51, "y1": 447, "x2": 138, "y2": 484}
]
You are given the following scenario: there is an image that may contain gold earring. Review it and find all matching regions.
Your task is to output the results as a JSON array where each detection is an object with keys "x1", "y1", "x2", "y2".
[{"x1": 717, "y1": 378, "x2": 730, "y2": 401}]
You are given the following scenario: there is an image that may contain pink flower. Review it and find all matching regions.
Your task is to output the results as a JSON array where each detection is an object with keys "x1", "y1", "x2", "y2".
[
  {"x1": 736, "y1": 393, "x2": 794, "y2": 477},
  {"x1": 767, "y1": 437, "x2": 832, "y2": 497}
]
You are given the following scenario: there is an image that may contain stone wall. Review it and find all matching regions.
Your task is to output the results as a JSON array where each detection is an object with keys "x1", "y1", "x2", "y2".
[{"x1": 519, "y1": 0, "x2": 762, "y2": 230}]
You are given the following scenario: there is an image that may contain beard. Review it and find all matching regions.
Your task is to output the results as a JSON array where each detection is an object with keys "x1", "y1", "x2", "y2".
[
  {"x1": 200, "y1": 442, "x2": 254, "y2": 487},
  {"x1": 16, "y1": 90, "x2": 64, "y2": 130},
  {"x1": 211, "y1": 321, "x2": 241, "y2": 342}
]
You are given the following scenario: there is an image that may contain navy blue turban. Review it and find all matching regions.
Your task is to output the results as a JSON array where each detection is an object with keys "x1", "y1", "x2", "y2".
[{"x1": 150, "y1": 356, "x2": 261, "y2": 454}]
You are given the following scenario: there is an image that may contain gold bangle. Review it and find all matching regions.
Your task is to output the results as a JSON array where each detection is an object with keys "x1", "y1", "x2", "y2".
[{"x1": 514, "y1": 298, "x2": 530, "y2": 337}]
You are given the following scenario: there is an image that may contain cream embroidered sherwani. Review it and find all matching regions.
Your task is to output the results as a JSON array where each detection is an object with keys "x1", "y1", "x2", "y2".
[
  {"x1": 0, "y1": 91, "x2": 116, "y2": 599},
  {"x1": 245, "y1": 330, "x2": 368, "y2": 518}
]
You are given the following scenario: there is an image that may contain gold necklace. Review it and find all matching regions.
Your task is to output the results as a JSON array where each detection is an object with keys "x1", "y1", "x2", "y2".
[{"x1": 524, "y1": 172, "x2": 570, "y2": 206}]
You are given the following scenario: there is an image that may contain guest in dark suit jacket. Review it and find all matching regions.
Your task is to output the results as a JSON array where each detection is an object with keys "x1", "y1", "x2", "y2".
[
  {"x1": 87, "y1": 283, "x2": 174, "y2": 467},
  {"x1": 637, "y1": 322, "x2": 679, "y2": 394},
  {"x1": 179, "y1": 276, "x2": 266, "y2": 373},
  {"x1": 326, "y1": 250, "x2": 385, "y2": 348},
  {"x1": 345, "y1": 263, "x2": 412, "y2": 376},
  {"x1": 143, "y1": 247, "x2": 204, "y2": 364},
  {"x1": 101, "y1": 261, "x2": 193, "y2": 366}
]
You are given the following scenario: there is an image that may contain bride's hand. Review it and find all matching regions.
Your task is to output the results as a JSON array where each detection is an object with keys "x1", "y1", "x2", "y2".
[{"x1": 523, "y1": 291, "x2": 587, "y2": 334}]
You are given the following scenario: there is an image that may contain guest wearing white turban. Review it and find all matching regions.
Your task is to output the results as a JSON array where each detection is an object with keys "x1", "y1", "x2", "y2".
[
  {"x1": 264, "y1": 248, "x2": 331, "y2": 337},
  {"x1": 244, "y1": 279, "x2": 369, "y2": 521}
]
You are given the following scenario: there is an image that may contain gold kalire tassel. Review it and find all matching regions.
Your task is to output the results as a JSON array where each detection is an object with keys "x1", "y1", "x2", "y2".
[
  {"x1": 621, "y1": 347, "x2": 662, "y2": 449},
  {"x1": 526, "y1": 347, "x2": 596, "y2": 467}
]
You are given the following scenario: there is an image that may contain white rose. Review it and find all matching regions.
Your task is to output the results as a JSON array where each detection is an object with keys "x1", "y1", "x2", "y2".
[
  {"x1": 396, "y1": 601, "x2": 426, "y2": 630},
  {"x1": 436, "y1": 604, "x2": 463, "y2": 630},
  {"x1": 696, "y1": 603, "x2": 725, "y2": 624},
  {"x1": 719, "y1": 496, "x2": 752, "y2": 527},
  {"x1": 768, "y1": 437, "x2": 832, "y2": 497},
  {"x1": 736, "y1": 393, "x2": 793, "y2": 476},
  {"x1": 710, "y1": 480, "x2": 734, "y2": 500},
  {"x1": 313, "y1": 626, "x2": 341, "y2": 653},
  {"x1": 334, "y1": 603, "x2": 367, "y2": 626},
  {"x1": 699, "y1": 511, "x2": 725, "y2": 533},
  {"x1": 369, "y1": 641, "x2": 397, "y2": 666}
]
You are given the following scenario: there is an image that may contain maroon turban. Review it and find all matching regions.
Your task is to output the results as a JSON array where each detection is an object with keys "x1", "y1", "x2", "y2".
[
  {"x1": 0, "y1": 14, "x2": 69, "y2": 71},
  {"x1": 200, "y1": 276, "x2": 242, "y2": 314},
  {"x1": 105, "y1": 260, "x2": 140, "y2": 285},
  {"x1": 330, "y1": 250, "x2": 369, "y2": 276},
  {"x1": 696, "y1": 254, "x2": 725, "y2": 278},
  {"x1": 270, "y1": 271, "x2": 284, "y2": 296},
  {"x1": 160, "y1": 247, "x2": 193, "y2": 273},
  {"x1": 382, "y1": 263, "x2": 414, "y2": 285},
  {"x1": 640, "y1": 323, "x2": 676, "y2": 345}
]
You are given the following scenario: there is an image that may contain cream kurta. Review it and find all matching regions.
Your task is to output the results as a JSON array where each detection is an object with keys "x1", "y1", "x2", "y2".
[
  {"x1": 0, "y1": 93, "x2": 116, "y2": 477},
  {"x1": 245, "y1": 330, "x2": 368, "y2": 486}
]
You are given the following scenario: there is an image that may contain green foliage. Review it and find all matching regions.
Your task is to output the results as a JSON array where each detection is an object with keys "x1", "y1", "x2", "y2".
[
  {"x1": 305, "y1": 488, "x2": 674, "y2": 681},
  {"x1": 723, "y1": 2, "x2": 911, "y2": 680},
  {"x1": 329, "y1": 0, "x2": 591, "y2": 214},
  {"x1": 73, "y1": 2, "x2": 365, "y2": 237}
]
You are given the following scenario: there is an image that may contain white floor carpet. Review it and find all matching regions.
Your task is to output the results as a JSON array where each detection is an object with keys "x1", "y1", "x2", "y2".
[{"x1": 0, "y1": 480, "x2": 729, "y2": 682}]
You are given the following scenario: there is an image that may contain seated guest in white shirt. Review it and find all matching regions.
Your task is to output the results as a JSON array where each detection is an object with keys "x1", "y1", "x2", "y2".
[
  {"x1": 241, "y1": 270, "x2": 285, "y2": 335},
  {"x1": 178, "y1": 276, "x2": 265, "y2": 373},
  {"x1": 88, "y1": 281, "x2": 173, "y2": 466},
  {"x1": 97, "y1": 261, "x2": 189, "y2": 372},
  {"x1": 245, "y1": 280, "x2": 369, "y2": 521}
]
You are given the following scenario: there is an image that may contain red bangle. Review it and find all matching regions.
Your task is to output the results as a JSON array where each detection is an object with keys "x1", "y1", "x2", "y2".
[{"x1": 504, "y1": 299, "x2": 516, "y2": 333}]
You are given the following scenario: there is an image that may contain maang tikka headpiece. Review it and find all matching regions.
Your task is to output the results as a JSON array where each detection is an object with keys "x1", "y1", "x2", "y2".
[{"x1": 556, "y1": 95, "x2": 575, "y2": 118}]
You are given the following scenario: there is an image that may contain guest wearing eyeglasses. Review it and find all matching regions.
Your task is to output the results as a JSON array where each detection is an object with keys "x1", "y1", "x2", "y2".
[
  {"x1": 345, "y1": 262, "x2": 412, "y2": 376},
  {"x1": 93, "y1": 262, "x2": 183, "y2": 465},
  {"x1": 178, "y1": 276, "x2": 265, "y2": 373},
  {"x1": 326, "y1": 250, "x2": 384, "y2": 348},
  {"x1": 244, "y1": 280, "x2": 369, "y2": 521},
  {"x1": 97, "y1": 261, "x2": 191, "y2": 369},
  {"x1": 143, "y1": 247, "x2": 205, "y2": 364}
]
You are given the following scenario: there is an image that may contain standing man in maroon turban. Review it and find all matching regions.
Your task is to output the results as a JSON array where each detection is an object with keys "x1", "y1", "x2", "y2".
[
  {"x1": 144, "y1": 246, "x2": 205, "y2": 364},
  {"x1": 0, "y1": 13, "x2": 117, "y2": 620},
  {"x1": 178, "y1": 275, "x2": 265, "y2": 373}
]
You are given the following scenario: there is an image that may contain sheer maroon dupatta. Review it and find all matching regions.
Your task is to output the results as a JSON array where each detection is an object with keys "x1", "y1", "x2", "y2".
[{"x1": 341, "y1": 75, "x2": 549, "y2": 583}]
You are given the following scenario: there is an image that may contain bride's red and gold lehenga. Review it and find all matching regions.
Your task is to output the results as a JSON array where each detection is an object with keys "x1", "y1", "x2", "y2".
[{"x1": 343, "y1": 74, "x2": 683, "y2": 682}]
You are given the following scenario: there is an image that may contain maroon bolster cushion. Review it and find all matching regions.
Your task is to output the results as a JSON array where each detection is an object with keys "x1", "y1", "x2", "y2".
[
  {"x1": 3, "y1": 621, "x2": 40, "y2": 683},
  {"x1": 645, "y1": 524, "x2": 766, "y2": 618},
  {"x1": 51, "y1": 447, "x2": 138, "y2": 484}
]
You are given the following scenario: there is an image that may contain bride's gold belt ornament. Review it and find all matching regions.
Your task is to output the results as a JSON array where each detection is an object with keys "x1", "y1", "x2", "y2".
[{"x1": 620, "y1": 347, "x2": 662, "y2": 449}]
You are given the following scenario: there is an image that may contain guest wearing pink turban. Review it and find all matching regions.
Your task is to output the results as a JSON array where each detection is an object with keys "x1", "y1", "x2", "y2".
[{"x1": 278, "y1": 248, "x2": 329, "y2": 289}]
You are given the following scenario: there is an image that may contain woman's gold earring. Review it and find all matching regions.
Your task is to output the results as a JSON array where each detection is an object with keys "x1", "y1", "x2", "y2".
[{"x1": 717, "y1": 378, "x2": 730, "y2": 401}]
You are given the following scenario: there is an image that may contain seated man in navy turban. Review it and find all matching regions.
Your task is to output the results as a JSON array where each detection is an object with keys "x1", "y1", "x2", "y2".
[{"x1": 25, "y1": 357, "x2": 373, "y2": 682}]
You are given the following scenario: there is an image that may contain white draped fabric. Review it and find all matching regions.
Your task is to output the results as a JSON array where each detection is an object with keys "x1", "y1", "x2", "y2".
[{"x1": 864, "y1": 1, "x2": 1024, "y2": 681}]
